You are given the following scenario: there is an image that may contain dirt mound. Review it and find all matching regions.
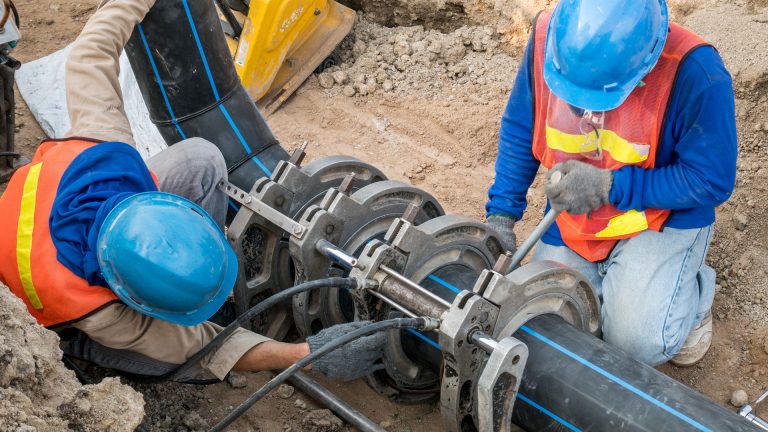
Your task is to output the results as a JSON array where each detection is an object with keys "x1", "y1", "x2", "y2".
[
  {"x1": 318, "y1": 15, "x2": 517, "y2": 100},
  {"x1": 0, "y1": 284, "x2": 145, "y2": 431},
  {"x1": 339, "y1": 0, "x2": 555, "y2": 52}
]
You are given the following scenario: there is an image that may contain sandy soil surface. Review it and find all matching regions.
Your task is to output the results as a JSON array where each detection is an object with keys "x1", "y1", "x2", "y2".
[{"x1": 8, "y1": 0, "x2": 768, "y2": 430}]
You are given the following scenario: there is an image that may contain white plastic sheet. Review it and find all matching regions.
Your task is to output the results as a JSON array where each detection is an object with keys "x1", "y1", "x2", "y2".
[{"x1": 16, "y1": 45, "x2": 168, "y2": 160}]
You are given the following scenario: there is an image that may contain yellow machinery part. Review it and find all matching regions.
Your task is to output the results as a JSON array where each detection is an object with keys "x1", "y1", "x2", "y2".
[{"x1": 224, "y1": 0, "x2": 355, "y2": 115}]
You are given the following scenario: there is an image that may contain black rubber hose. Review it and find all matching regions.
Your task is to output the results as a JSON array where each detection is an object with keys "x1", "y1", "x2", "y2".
[
  {"x1": 132, "y1": 277, "x2": 358, "y2": 384},
  {"x1": 209, "y1": 317, "x2": 430, "y2": 432},
  {"x1": 214, "y1": 0, "x2": 243, "y2": 37}
]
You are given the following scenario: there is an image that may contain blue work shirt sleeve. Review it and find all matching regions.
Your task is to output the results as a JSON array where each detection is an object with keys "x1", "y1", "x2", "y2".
[
  {"x1": 609, "y1": 47, "x2": 738, "y2": 212},
  {"x1": 486, "y1": 35, "x2": 541, "y2": 221}
]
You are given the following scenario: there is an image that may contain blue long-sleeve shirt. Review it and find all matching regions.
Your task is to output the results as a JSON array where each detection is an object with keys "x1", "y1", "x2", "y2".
[{"x1": 486, "y1": 34, "x2": 738, "y2": 246}]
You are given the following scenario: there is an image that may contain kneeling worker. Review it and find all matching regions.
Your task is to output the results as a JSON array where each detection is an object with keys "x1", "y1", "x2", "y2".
[
  {"x1": 487, "y1": 0, "x2": 737, "y2": 366},
  {"x1": 0, "y1": 0, "x2": 382, "y2": 382}
]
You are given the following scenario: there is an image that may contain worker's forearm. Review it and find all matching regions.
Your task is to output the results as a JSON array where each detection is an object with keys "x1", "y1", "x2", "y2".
[
  {"x1": 233, "y1": 341, "x2": 311, "y2": 372},
  {"x1": 65, "y1": 0, "x2": 157, "y2": 145},
  {"x1": 486, "y1": 35, "x2": 539, "y2": 220},
  {"x1": 609, "y1": 81, "x2": 737, "y2": 212}
]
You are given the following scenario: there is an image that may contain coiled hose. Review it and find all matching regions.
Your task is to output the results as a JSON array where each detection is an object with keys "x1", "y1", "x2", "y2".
[
  {"x1": 134, "y1": 277, "x2": 359, "y2": 384},
  {"x1": 209, "y1": 317, "x2": 431, "y2": 432}
]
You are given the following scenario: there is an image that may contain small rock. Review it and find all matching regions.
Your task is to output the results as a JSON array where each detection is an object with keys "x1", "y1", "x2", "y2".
[
  {"x1": 731, "y1": 389, "x2": 749, "y2": 407},
  {"x1": 734, "y1": 213, "x2": 749, "y2": 231},
  {"x1": 332, "y1": 70, "x2": 349, "y2": 85},
  {"x1": 227, "y1": 372, "x2": 248, "y2": 389},
  {"x1": 277, "y1": 384, "x2": 295, "y2": 399},
  {"x1": 295, "y1": 398, "x2": 308, "y2": 410},
  {"x1": 352, "y1": 73, "x2": 367, "y2": 84},
  {"x1": 382, "y1": 80, "x2": 394, "y2": 92},
  {"x1": 379, "y1": 420, "x2": 394, "y2": 430},
  {"x1": 302, "y1": 409, "x2": 344, "y2": 432},
  {"x1": 182, "y1": 412, "x2": 209, "y2": 430},
  {"x1": 353, "y1": 40, "x2": 367, "y2": 56},
  {"x1": 394, "y1": 40, "x2": 412, "y2": 56},
  {"x1": 342, "y1": 85, "x2": 356, "y2": 97},
  {"x1": 318, "y1": 73, "x2": 335, "y2": 89},
  {"x1": 357, "y1": 84, "x2": 369, "y2": 96}
]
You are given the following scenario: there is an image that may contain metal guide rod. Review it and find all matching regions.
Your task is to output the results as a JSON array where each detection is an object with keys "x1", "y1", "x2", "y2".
[
  {"x1": 367, "y1": 290, "x2": 419, "y2": 318},
  {"x1": 380, "y1": 265, "x2": 453, "y2": 309},
  {"x1": 218, "y1": 181, "x2": 306, "y2": 238},
  {"x1": 315, "y1": 239, "x2": 359, "y2": 269},
  {"x1": 287, "y1": 372, "x2": 385, "y2": 432},
  {"x1": 469, "y1": 329, "x2": 499, "y2": 354}
]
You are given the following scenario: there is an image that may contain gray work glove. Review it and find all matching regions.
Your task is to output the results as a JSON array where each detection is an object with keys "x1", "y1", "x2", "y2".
[
  {"x1": 487, "y1": 214, "x2": 517, "y2": 254},
  {"x1": 546, "y1": 161, "x2": 613, "y2": 215},
  {"x1": 307, "y1": 321, "x2": 386, "y2": 381}
]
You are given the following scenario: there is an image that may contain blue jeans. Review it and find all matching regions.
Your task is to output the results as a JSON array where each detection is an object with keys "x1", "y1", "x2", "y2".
[{"x1": 532, "y1": 226, "x2": 716, "y2": 366}]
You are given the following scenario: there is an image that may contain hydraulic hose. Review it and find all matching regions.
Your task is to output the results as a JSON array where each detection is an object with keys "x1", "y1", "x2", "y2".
[
  {"x1": 209, "y1": 317, "x2": 431, "y2": 432},
  {"x1": 133, "y1": 277, "x2": 358, "y2": 384}
]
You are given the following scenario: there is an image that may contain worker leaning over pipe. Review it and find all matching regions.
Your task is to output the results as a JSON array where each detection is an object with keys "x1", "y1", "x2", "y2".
[
  {"x1": 0, "y1": 0, "x2": 384, "y2": 383},
  {"x1": 487, "y1": 0, "x2": 737, "y2": 367}
]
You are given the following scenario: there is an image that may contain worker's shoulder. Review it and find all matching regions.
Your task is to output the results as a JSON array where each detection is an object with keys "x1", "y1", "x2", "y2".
[{"x1": 678, "y1": 44, "x2": 733, "y2": 88}]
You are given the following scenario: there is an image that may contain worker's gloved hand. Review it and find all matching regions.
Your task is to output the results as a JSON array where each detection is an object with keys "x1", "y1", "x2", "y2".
[
  {"x1": 546, "y1": 161, "x2": 613, "y2": 215},
  {"x1": 307, "y1": 321, "x2": 387, "y2": 381},
  {"x1": 487, "y1": 214, "x2": 517, "y2": 254}
]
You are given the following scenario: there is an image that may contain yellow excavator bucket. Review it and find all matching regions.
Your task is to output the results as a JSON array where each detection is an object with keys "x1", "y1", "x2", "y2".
[{"x1": 221, "y1": 0, "x2": 355, "y2": 115}]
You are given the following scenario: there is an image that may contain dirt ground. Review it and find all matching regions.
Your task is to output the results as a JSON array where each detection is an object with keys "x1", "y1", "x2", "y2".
[{"x1": 9, "y1": 0, "x2": 768, "y2": 430}]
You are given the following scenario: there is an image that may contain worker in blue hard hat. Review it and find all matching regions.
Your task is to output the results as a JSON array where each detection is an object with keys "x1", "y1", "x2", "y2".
[
  {"x1": 486, "y1": 0, "x2": 737, "y2": 367},
  {"x1": 0, "y1": 0, "x2": 384, "y2": 383}
]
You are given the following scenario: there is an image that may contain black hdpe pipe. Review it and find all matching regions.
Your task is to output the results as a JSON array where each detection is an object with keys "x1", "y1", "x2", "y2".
[
  {"x1": 124, "y1": 0, "x2": 288, "y2": 197},
  {"x1": 512, "y1": 314, "x2": 756, "y2": 432},
  {"x1": 417, "y1": 272, "x2": 758, "y2": 431}
]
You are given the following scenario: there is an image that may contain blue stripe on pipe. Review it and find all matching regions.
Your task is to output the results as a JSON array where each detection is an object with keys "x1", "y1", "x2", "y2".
[
  {"x1": 180, "y1": 0, "x2": 220, "y2": 100},
  {"x1": 218, "y1": 105, "x2": 272, "y2": 177},
  {"x1": 136, "y1": 24, "x2": 187, "y2": 140},
  {"x1": 517, "y1": 393, "x2": 582, "y2": 432},
  {"x1": 180, "y1": 0, "x2": 272, "y2": 178},
  {"x1": 426, "y1": 274, "x2": 462, "y2": 295},
  {"x1": 406, "y1": 329, "x2": 441, "y2": 350},
  {"x1": 228, "y1": 199, "x2": 239, "y2": 212},
  {"x1": 519, "y1": 325, "x2": 713, "y2": 432}
]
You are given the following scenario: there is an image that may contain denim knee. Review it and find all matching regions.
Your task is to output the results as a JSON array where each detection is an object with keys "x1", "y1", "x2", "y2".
[{"x1": 601, "y1": 300, "x2": 692, "y2": 366}]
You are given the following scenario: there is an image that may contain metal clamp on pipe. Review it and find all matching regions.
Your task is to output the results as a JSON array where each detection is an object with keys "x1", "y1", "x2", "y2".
[
  {"x1": 219, "y1": 180, "x2": 307, "y2": 238},
  {"x1": 740, "y1": 389, "x2": 768, "y2": 431}
]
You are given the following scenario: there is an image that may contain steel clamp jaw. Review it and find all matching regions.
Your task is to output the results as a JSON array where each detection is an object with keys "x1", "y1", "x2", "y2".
[
  {"x1": 439, "y1": 292, "x2": 500, "y2": 432},
  {"x1": 476, "y1": 336, "x2": 528, "y2": 432},
  {"x1": 474, "y1": 260, "x2": 602, "y2": 339}
]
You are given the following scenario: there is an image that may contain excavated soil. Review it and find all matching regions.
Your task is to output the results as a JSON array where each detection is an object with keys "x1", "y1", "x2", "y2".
[
  {"x1": 0, "y1": 284, "x2": 145, "y2": 431},
  {"x1": 7, "y1": 0, "x2": 768, "y2": 430}
]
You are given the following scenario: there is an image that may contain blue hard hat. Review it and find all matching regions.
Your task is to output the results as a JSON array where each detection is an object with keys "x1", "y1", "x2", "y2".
[
  {"x1": 97, "y1": 192, "x2": 238, "y2": 326},
  {"x1": 543, "y1": 0, "x2": 669, "y2": 111}
]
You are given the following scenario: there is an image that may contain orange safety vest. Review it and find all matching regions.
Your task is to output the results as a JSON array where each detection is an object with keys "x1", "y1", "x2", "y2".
[
  {"x1": 0, "y1": 139, "x2": 120, "y2": 327},
  {"x1": 531, "y1": 11, "x2": 710, "y2": 262}
]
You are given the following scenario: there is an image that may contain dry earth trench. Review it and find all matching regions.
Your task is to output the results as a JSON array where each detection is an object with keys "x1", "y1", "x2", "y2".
[{"x1": 5, "y1": 0, "x2": 768, "y2": 430}]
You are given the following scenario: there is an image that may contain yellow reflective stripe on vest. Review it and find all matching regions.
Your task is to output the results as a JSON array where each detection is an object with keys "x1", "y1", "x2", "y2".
[
  {"x1": 595, "y1": 210, "x2": 649, "y2": 238},
  {"x1": 16, "y1": 162, "x2": 44, "y2": 310},
  {"x1": 545, "y1": 127, "x2": 650, "y2": 165}
]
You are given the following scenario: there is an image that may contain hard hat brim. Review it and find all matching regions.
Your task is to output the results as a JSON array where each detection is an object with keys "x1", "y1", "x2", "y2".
[{"x1": 543, "y1": 57, "x2": 635, "y2": 112}]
